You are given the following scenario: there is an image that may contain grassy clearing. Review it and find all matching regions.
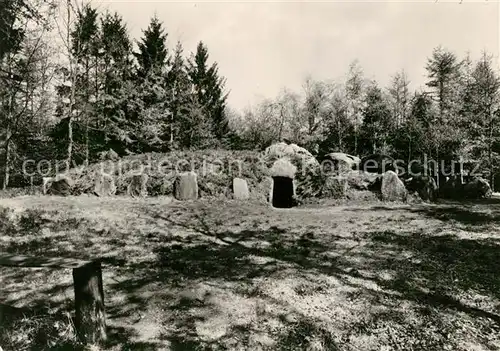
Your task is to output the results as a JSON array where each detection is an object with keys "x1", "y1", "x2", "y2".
[{"x1": 1, "y1": 195, "x2": 500, "y2": 350}]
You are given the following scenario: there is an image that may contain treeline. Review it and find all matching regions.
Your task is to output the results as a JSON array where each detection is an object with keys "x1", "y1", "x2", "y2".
[
  {"x1": 230, "y1": 49, "x2": 500, "y2": 189},
  {"x1": 1, "y1": 1, "x2": 500, "y2": 191},
  {"x1": 0, "y1": 1, "x2": 231, "y2": 188}
]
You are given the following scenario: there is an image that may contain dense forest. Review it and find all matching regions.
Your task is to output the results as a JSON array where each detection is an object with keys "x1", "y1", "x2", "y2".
[{"x1": 1, "y1": 1, "x2": 500, "y2": 190}]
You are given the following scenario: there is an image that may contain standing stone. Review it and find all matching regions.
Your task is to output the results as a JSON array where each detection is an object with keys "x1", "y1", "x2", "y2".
[
  {"x1": 94, "y1": 174, "x2": 116, "y2": 197},
  {"x1": 174, "y1": 172, "x2": 198, "y2": 200},
  {"x1": 99, "y1": 148, "x2": 119, "y2": 161},
  {"x1": 233, "y1": 178, "x2": 249, "y2": 200},
  {"x1": 42, "y1": 177, "x2": 53, "y2": 195},
  {"x1": 48, "y1": 177, "x2": 73, "y2": 196},
  {"x1": 463, "y1": 177, "x2": 492, "y2": 199},
  {"x1": 127, "y1": 174, "x2": 148, "y2": 197},
  {"x1": 381, "y1": 171, "x2": 407, "y2": 202},
  {"x1": 405, "y1": 175, "x2": 438, "y2": 202},
  {"x1": 440, "y1": 175, "x2": 463, "y2": 199}
]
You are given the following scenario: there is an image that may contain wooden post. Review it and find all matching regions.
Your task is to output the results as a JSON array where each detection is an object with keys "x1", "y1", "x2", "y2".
[{"x1": 72, "y1": 260, "x2": 106, "y2": 344}]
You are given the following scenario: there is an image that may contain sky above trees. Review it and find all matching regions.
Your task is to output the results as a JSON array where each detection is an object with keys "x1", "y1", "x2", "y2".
[{"x1": 94, "y1": 0, "x2": 497, "y2": 112}]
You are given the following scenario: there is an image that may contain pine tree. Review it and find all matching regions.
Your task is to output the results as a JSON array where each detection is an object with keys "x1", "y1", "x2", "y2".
[
  {"x1": 466, "y1": 52, "x2": 500, "y2": 188},
  {"x1": 126, "y1": 15, "x2": 171, "y2": 152},
  {"x1": 345, "y1": 60, "x2": 366, "y2": 155},
  {"x1": 425, "y1": 46, "x2": 462, "y2": 123},
  {"x1": 166, "y1": 41, "x2": 193, "y2": 149},
  {"x1": 188, "y1": 41, "x2": 229, "y2": 141},
  {"x1": 98, "y1": 11, "x2": 135, "y2": 154},
  {"x1": 71, "y1": 4, "x2": 99, "y2": 165},
  {"x1": 178, "y1": 96, "x2": 214, "y2": 149},
  {"x1": 388, "y1": 70, "x2": 410, "y2": 128},
  {"x1": 302, "y1": 77, "x2": 329, "y2": 136},
  {"x1": 134, "y1": 15, "x2": 168, "y2": 79},
  {"x1": 361, "y1": 82, "x2": 393, "y2": 154},
  {"x1": 0, "y1": 0, "x2": 25, "y2": 61},
  {"x1": 320, "y1": 87, "x2": 354, "y2": 154}
]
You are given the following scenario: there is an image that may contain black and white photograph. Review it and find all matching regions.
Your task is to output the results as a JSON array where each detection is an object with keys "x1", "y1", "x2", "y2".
[{"x1": 0, "y1": 0, "x2": 499, "y2": 349}]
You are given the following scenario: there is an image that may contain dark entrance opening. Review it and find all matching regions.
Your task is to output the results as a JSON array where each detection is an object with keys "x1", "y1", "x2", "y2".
[{"x1": 272, "y1": 176, "x2": 294, "y2": 208}]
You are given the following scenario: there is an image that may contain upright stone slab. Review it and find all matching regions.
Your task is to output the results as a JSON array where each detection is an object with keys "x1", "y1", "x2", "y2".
[
  {"x1": 174, "y1": 172, "x2": 198, "y2": 200},
  {"x1": 233, "y1": 178, "x2": 249, "y2": 200},
  {"x1": 381, "y1": 171, "x2": 407, "y2": 202},
  {"x1": 127, "y1": 174, "x2": 148, "y2": 197},
  {"x1": 42, "y1": 177, "x2": 53, "y2": 195},
  {"x1": 94, "y1": 174, "x2": 116, "y2": 197}
]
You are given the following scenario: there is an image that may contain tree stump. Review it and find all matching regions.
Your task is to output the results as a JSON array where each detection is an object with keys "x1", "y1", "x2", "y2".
[{"x1": 72, "y1": 260, "x2": 106, "y2": 344}]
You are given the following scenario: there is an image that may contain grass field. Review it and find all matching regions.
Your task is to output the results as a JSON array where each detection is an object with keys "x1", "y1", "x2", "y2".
[{"x1": 1, "y1": 195, "x2": 500, "y2": 350}]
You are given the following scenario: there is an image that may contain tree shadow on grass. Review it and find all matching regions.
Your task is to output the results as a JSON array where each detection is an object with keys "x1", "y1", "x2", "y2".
[
  {"x1": 136, "y1": 204, "x2": 500, "y2": 348},
  {"x1": 366, "y1": 230, "x2": 500, "y2": 303},
  {"x1": 409, "y1": 205, "x2": 500, "y2": 225},
  {"x1": 5, "y1": 200, "x2": 500, "y2": 349},
  {"x1": 343, "y1": 200, "x2": 500, "y2": 232}
]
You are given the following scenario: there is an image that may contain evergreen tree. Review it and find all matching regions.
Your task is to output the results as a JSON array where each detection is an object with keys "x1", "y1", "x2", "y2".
[
  {"x1": 178, "y1": 96, "x2": 214, "y2": 149},
  {"x1": 425, "y1": 46, "x2": 462, "y2": 122},
  {"x1": 320, "y1": 88, "x2": 354, "y2": 154},
  {"x1": 457, "y1": 52, "x2": 475, "y2": 127},
  {"x1": 98, "y1": 11, "x2": 135, "y2": 153},
  {"x1": 188, "y1": 41, "x2": 229, "y2": 141},
  {"x1": 360, "y1": 82, "x2": 393, "y2": 154},
  {"x1": 166, "y1": 41, "x2": 193, "y2": 149},
  {"x1": 466, "y1": 52, "x2": 500, "y2": 187},
  {"x1": 388, "y1": 69, "x2": 410, "y2": 128},
  {"x1": 134, "y1": 15, "x2": 168, "y2": 79},
  {"x1": 410, "y1": 92, "x2": 433, "y2": 129},
  {"x1": 71, "y1": 4, "x2": 99, "y2": 164},
  {"x1": 0, "y1": 0, "x2": 25, "y2": 61},
  {"x1": 345, "y1": 60, "x2": 366, "y2": 155},
  {"x1": 126, "y1": 15, "x2": 171, "y2": 152}
]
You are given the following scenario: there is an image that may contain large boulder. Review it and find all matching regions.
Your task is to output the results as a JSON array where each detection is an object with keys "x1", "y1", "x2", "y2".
[
  {"x1": 99, "y1": 148, "x2": 119, "y2": 161},
  {"x1": 174, "y1": 172, "x2": 199, "y2": 200},
  {"x1": 440, "y1": 175, "x2": 464, "y2": 199},
  {"x1": 405, "y1": 175, "x2": 438, "y2": 202},
  {"x1": 321, "y1": 153, "x2": 361, "y2": 173},
  {"x1": 381, "y1": 171, "x2": 407, "y2": 202},
  {"x1": 94, "y1": 173, "x2": 116, "y2": 197},
  {"x1": 47, "y1": 176, "x2": 73, "y2": 196},
  {"x1": 269, "y1": 158, "x2": 297, "y2": 178},
  {"x1": 322, "y1": 176, "x2": 349, "y2": 198},
  {"x1": 463, "y1": 177, "x2": 492, "y2": 199},
  {"x1": 127, "y1": 174, "x2": 148, "y2": 197},
  {"x1": 233, "y1": 178, "x2": 250, "y2": 200},
  {"x1": 345, "y1": 170, "x2": 381, "y2": 191},
  {"x1": 264, "y1": 142, "x2": 319, "y2": 167}
]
